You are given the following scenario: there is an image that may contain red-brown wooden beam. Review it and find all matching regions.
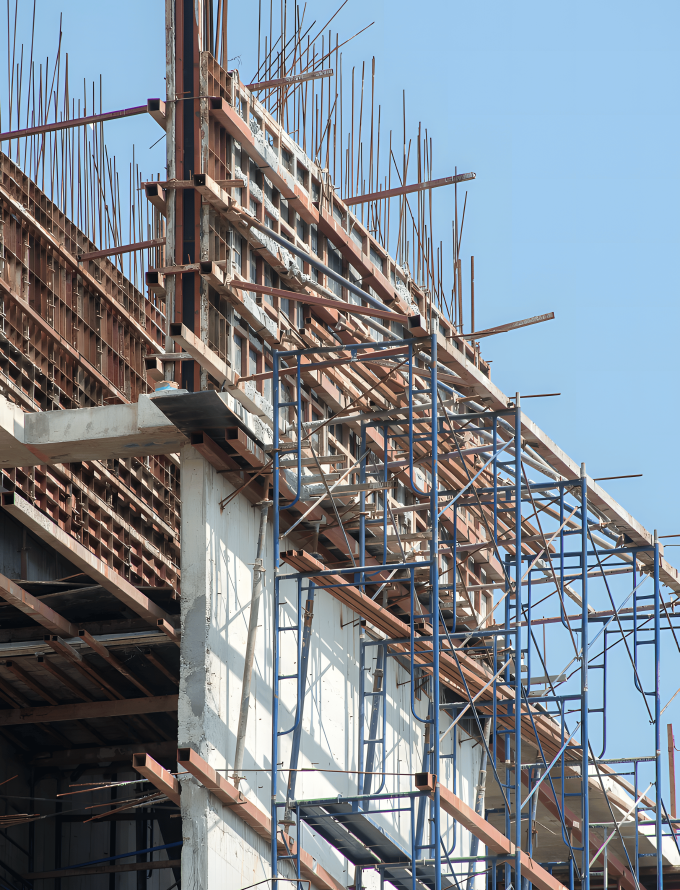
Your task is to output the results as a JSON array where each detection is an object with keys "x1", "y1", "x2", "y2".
[
  {"x1": 238, "y1": 345, "x2": 410, "y2": 383},
  {"x1": 24, "y1": 861, "x2": 181, "y2": 880},
  {"x1": 416, "y1": 774, "x2": 568, "y2": 890},
  {"x1": 229, "y1": 280, "x2": 409, "y2": 323},
  {"x1": 0, "y1": 571, "x2": 77, "y2": 637},
  {"x1": 78, "y1": 238, "x2": 165, "y2": 262},
  {"x1": 343, "y1": 171, "x2": 476, "y2": 206},
  {"x1": 245, "y1": 69, "x2": 333, "y2": 91},
  {"x1": 0, "y1": 695, "x2": 178, "y2": 726},
  {"x1": 0, "y1": 101, "x2": 156, "y2": 142},
  {"x1": 132, "y1": 753, "x2": 181, "y2": 805},
  {"x1": 176, "y1": 746, "x2": 344, "y2": 890},
  {"x1": 468, "y1": 311, "x2": 555, "y2": 340}
]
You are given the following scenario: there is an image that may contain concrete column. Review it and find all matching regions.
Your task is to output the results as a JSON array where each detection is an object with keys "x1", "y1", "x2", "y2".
[{"x1": 178, "y1": 445, "x2": 273, "y2": 889}]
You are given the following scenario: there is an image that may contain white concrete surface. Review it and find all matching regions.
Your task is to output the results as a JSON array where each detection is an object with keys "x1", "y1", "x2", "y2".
[{"x1": 177, "y1": 445, "x2": 482, "y2": 890}]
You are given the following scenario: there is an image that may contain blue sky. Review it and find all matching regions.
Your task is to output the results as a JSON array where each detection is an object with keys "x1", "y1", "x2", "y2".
[{"x1": 4, "y1": 0, "x2": 680, "y2": 789}]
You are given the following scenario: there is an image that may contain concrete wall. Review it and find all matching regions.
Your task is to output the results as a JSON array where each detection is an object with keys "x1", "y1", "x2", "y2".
[{"x1": 178, "y1": 447, "x2": 483, "y2": 890}]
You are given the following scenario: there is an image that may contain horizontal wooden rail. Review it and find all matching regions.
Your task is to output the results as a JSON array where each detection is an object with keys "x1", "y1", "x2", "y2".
[{"x1": 344, "y1": 171, "x2": 476, "y2": 206}]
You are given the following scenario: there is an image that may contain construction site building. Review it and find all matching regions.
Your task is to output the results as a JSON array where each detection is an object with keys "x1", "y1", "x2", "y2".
[{"x1": 0, "y1": 3, "x2": 678, "y2": 890}]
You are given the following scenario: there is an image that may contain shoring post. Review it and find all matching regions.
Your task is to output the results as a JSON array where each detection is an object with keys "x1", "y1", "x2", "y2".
[
  {"x1": 655, "y1": 531, "x2": 663, "y2": 890},
  {"x1": 514, "y1": 394, "x2": 523, "y2": 890},
  {"x1": 580, "y1": 461, "x2": 590, "y2": 890},
  {"x1": 286, "y1": 582, "x2": 316, "y2": 807}
]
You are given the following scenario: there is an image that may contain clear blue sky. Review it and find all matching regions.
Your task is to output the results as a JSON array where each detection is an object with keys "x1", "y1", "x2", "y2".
[{"x1": 4, "y1": 1, "x2": 680, "y2": 788}]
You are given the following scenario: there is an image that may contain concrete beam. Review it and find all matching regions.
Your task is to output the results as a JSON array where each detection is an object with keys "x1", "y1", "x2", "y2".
[
  {"x1": 0, "y1": 392, "x2": 187, "y2": 468},
  {"x1": 1, "y1": 492, "x2": 178, "y2": 634},
  {"x1": 0, "y1": 694, "x2": 178, "y2": 725}
]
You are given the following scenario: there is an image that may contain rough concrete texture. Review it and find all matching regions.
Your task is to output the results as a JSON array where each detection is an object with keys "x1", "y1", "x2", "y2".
[
  {"x1": 178, "y1": 446, "x2": 482, "y2": 889},
  {"x1": 0, "y1": 391, "x2": 187, "y2": 466}
]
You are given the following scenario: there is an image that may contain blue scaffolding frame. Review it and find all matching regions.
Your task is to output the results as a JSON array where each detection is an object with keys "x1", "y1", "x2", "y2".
[{"x1": 268, "y1": 331, "x2": 673, "y2": 890}]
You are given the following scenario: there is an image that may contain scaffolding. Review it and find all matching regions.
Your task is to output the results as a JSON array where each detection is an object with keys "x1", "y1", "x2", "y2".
[{"x1": 270, "y1": 331, "x2": 678, "y2": 890}]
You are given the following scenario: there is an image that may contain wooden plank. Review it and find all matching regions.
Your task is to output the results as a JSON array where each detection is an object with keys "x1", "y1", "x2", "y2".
[
  {"x1": 229, "y1": 280, "x2": 409, "y2": 323},
  {"x1": 78, "y1": 238, "x2": 164, "y2": 262},
  {"x1": 190, "y1": 432, "x2": 239, "y2": 473},
  {"x1": 0, "y1": 694, "x2": 178, "y2": 726}
]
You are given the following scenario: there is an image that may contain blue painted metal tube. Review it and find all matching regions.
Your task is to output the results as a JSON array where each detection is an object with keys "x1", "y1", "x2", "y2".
[
  {"x1": 286, "y1": 582, "x2": 316, "y2": 803},
  {"x1": 362, "y1": 642, "x2": 387, "y2": 796},
  {"x1": 580, "y1": 466, "x2": 590, "y2": 890},
  {"x1": 514, "y1": 396, "x2": 523, "y2": 890},
  {"x1": 654, "y1": 538, "x2": 663, "y2": 890},
  {"x1": 271, "y1": 574, "x2": 280, "y2": 881},
  {"x1": 271, "y1": 348, "x2": 281, "y2": 883},
  {"x1": 504, "y1": 553, "x2": 512, "y2": 890},
  {"x1": 430, "y1": 330, "x2": 442, "y2": 890}
]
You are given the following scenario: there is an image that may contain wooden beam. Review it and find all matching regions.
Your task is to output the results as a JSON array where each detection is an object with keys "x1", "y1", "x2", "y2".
[
  {"x1": 343, "y1": 171, "x2": 476, "y2": 207},
  {"x1": 177, "y1": 746, "x2": 267, "y2": 838},
  {"x1": 176, "y1": 746, "x2": 344, "y2": 890},
  {"x1": 417, "y1": 775, "x2": 568, "y2": 890},
  {"x1": 229, "y1": 280, "x2": 410, "y2": 323},
  {"x1": 3, "y1": 661, "x2": 60, "y2": 704},
  {"x1": 78, "y1": 238, "x2": 164, "y2": 262},
  {"x1": 132, "y1": 753, "x2": 181, "y2": 805},
  {"x1": 168, "y1": 321, "x2": 231, "y2": 385},
  {"x1": 0, "y1": 694, "x2": 178, "y2": 726},
  {"x1": 24, "y1": 860, "x2": 180, "y2": 880},
  {"x1": 0, "y1": 573, "x2": 156, "y2": 696},
  {"x1": 31, "y1": 740, "x2": 176, "y2": 767},
  {"x1": 0, "y1": 103, "x2": 149, "y2": 142},
  {"x1": 470, "y1": 311, "x2": 555, "y2": 340},
  {"x1": 245, "y1": 69, "x2": 333, "y2": 91},
  {"x1": 1, "y1": 493, "x2": 179, "y2": 637},
  {"x1": 0, "y1": 571, "x2": 77, "y2": 637}
]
